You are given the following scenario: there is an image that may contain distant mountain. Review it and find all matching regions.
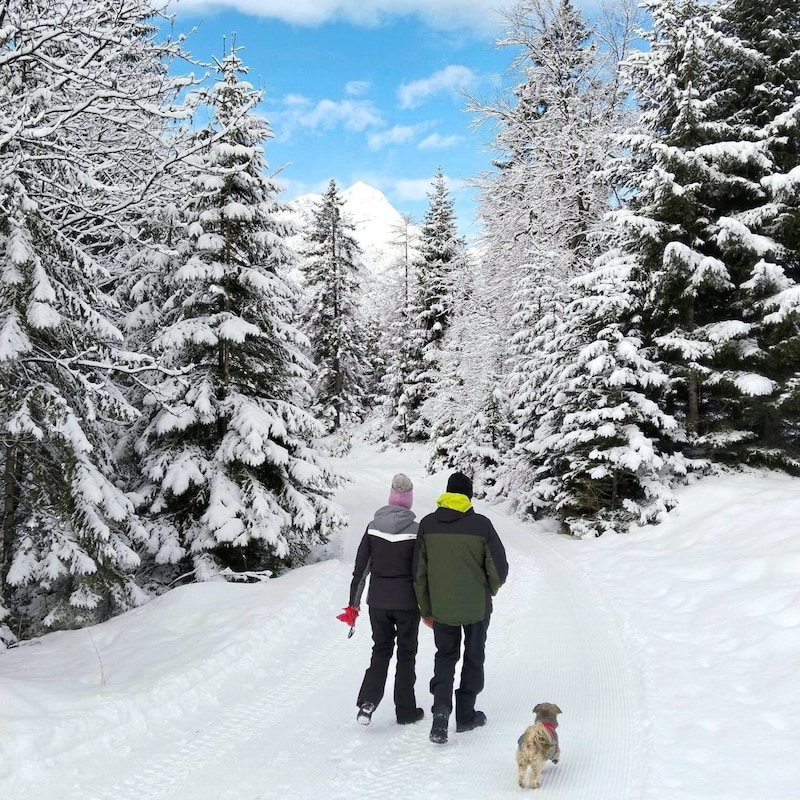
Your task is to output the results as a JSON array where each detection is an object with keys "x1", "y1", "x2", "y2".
[{"x1": 285, "y1": 181, "x2": 420, "y2": 276}]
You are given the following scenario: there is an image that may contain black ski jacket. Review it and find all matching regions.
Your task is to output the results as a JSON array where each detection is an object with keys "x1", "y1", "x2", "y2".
[{"x1": 349, "y1": 505, "x2": 419, "y2": 610}]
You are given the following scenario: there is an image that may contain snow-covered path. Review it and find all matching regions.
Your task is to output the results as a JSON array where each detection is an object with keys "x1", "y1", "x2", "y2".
[
  {"x1": 1, "y1": 442, "x2": 647, "y2": 800},
  {"x1": 3, "y1": 438, "x2": 799, "y2": 799}
]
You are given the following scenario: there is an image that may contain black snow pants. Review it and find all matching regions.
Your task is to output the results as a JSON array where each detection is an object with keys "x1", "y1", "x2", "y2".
[
  {"x1": 357, "y1": 607, "x2": 420, "y2": 721},
  {"x1": 430, "y1": 615, "x2": 491, "y2": 725}
]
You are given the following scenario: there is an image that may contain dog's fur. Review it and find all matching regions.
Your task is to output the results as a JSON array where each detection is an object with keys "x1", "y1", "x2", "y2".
[{"x1": 516, "y1": 703, "x2": 562, "y2": 790}]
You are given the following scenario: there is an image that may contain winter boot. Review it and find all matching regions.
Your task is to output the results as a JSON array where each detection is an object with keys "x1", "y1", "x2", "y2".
[
  {"x1": 397, "y1": 708, "x2": 424, "y2": 725},
  {"x1": 429, "y1": 712, "x2": 449, "y2": 744},
  {"x1": 456, "y1": 710, "x2": 486, "y2": 733},
  {"x1": 357, "y1": 702, "x2": 375, "y2": 725}
]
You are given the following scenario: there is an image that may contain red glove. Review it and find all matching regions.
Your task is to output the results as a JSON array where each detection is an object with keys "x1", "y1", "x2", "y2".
[{"x1": 336, "y1": 605, "x2": 359, "y2": 627}]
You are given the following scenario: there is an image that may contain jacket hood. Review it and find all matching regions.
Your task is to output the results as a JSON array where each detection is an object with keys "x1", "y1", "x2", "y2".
[
  {"x1": 371, "y1": 504, "x2": 417, "y2": 534},
  {"x1": 436, "y1": 492, "x2": 473, "y2": 513}
]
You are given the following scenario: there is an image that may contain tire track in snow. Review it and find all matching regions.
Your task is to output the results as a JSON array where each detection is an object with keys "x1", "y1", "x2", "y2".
[
  {"x1": 488, "y1": 515, "x2": 650, "y2": 799},
  {"x1": 70, "y1": 570, "x2": 355, "y2": 800}
]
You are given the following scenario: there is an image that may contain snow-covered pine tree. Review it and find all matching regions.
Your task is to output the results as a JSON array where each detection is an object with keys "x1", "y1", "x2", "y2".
[
  {"x1": 616, "y1": 0, "x2": 800, "y2": 470},
  {"x1": 423, "y1": 260, "x2": 472, "y2": 470},
  {"x1": 379, "y1": 214, "x2": 420, "y2": 441},
  {"x1": 118, "y1": 194, "x2": 191, "y2": 586},
  {"x1": 129, "y1": 50, "x2": 345, "y2": 584},
  {"x1": 470, "y1": 0, "x2": 634, "y2": 516},
  {"x1": 400, "y1": 168, "x2": 467, "y2": 441},
  {"x1": 426, "y1": 301, "x2": 512, "y2": 493},
  {"x1": 300, "y1": 179, "x2": 372, "y2": 433},
  {"x1": 491, "y1": 260, "x2": 574, "y2": 511},
  {"x1": 0, "y1": 0, "x2": 186, "y2": 637},
  {"x1": 421, "y1": 242, "x2": 513, "y2": 493},
  {"x1": 390, "y1": 297, "x2": 429, "y2": 443},
  {"x1": 707, "y1": 0, "x2": 800, "y2": 469},
  {"x1": 518, "y1": 250, "x2": 688, "y2": 536}
]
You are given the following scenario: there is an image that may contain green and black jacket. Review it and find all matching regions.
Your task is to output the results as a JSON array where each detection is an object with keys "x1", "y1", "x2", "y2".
[{"x1": 413, "y1": 493, "x2": 509, "y2": 625}]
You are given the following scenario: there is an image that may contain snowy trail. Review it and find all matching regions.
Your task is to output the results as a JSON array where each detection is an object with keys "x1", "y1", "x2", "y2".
[
  {"x1": 4, "y1": 443, "x2": 650, "y2": 799},
  {"x1": 492, "y1": 517, "x2": 649, "y2": 799},
  {"x1": 48, "y1": 529, "x2": 647, "y2": 800},
  {"x1": 5, "y1": 444, "x2": 800, "y2": 800}
]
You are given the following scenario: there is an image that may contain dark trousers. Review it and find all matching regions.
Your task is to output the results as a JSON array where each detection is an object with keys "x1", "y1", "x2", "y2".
[
  {"x1": 430, "y1": 615, "x2": 491, "y2": 724},
  {"x1": 357, "y1": 607, "x2": 420, "y2": 719}
]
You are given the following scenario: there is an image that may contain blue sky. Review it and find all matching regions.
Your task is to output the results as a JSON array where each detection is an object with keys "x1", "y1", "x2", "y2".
[{"x1": 165, "y1": 0, "x2": 592, "y2": 238}]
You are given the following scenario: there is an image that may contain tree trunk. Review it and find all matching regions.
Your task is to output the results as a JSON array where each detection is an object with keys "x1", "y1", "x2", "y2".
[
  {"x1": 686, "y1": 373, "x2": 699, "y2": 435},
  {"x1": 217, "y1": 230, "x2": 232, "y2": 438},
  {"x1": 1, "y1": 445, "x2": 22, "y2": 590},
  {"x1": 685, "y1": 299, "x2": 699, "y2": 433}
]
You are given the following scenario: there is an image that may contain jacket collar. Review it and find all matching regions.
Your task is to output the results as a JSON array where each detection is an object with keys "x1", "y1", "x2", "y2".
[{"x1": 436, "y1": 492, "x2": 473, "y2": 513}]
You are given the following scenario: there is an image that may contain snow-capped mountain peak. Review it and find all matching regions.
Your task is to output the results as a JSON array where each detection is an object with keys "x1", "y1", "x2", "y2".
[{"x1": 287, "y1": 182, "x2": 419, "y2": 275}]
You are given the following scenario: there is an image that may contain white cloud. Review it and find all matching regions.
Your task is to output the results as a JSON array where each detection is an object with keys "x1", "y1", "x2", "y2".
[
  {"x1": 170, "y1": 0, "x2": 504, "y2": 32},
  {"x1": 389, "y1": 172, "x2": 469, "y2": 203},
  {"x1": 367, "y1": 126, "x2": 416, "y2": 151},
  {"x1": 367, "y1": 122, "x2": 432, "y2": 151},
  {"x1": 417, "y1": 132, "x2": 463, "y2": 150},
  {"x1": 283, "y1": 93, "x2": 311, "y2": 108},
  {"x1": 277, "y1": 95, "x2": 383, "y2": 132},
  {"x1": 274, "y1": 175, "x2": 321, "y2": 200},
  {"x1": 345, "y1": 80, "x2": 371, "y2": 97},
  {"x1": 398, "y1": 65, "x2": 478, "y2": 109}
]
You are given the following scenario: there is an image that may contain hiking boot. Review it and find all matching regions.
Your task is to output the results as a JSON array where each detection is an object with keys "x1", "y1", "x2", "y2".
[
  {"x1": 357, "y1": 702, "x2": 375, "y2": 725},
  {"x1": 429, "y1": 713, "x2": 449, "y2": 744},
  {"x1": 456, "y1": 710, "x2": 487, "y2": 733},
  {"x1": 397, "y1": 708, "x2": 424, "y2": 725}
]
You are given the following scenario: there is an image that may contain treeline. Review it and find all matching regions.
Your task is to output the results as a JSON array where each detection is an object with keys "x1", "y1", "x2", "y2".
[
  {"x1": 400, "y1": 0, "x2": 800, "y2": 538},
  {"x1": 0, "y1": 1, "x2": 350, "y2": 642},
  {"x1": 1, "y1": 0, "x2": 798, "y2": 641}
]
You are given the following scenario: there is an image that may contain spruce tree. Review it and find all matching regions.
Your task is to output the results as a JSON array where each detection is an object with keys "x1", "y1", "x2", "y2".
[
  {"x1": 128, "y1": 50, "x2": 345, "y2": 583},
  {"x1": 400, "y1": 169, "x2": 467, "y2": 440},
  {"x1": 509, "y1": 251, "x2": 688, "y2": 536},
  {"x1": 429, "y1": 346, "x2": 512, "y2": 495},
  {"x1": 300, "y1": 179, "x2": 371, "y2": 433},
  {"x1": 617, "y1": 0, "x2": 800, "y2": 469},
  {"x1": 423, "y1": 252, "x2": 514, "y2": 491},
  {"x1": 471, "y1": 0, "x2": 634, "y2": 518},
  {"x1": 380, "y1": 214, "x2": 419, "y2": 441},
  {"x1": 0, "y1": 0, "x2": 184, "y2": 635},
  {"x1": 710, "y1": 0, "x2": 800, "y2": 467}
]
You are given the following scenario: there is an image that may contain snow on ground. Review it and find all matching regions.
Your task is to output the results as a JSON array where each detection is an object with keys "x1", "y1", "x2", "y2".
[{"x1": 1, "y1": 438, "x2": 799, "y2": 799}]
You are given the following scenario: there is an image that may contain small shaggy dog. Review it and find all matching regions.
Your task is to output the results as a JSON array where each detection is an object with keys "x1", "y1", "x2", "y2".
[{"x1": 516, "y1": 702, "x2": 562, "y2": 789}]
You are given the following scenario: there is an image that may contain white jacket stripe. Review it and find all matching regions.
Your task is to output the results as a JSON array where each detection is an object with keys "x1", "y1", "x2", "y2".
[{"x1": 366, "y1": 528, "x2": 417, "y2": 543}]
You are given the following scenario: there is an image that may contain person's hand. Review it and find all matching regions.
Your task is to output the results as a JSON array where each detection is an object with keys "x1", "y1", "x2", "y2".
[
  {"x1": 422, "y1": 616, "x2": 434, "y2": 628},
  {"x1": 336, "y1": 606, "x2": 359, "y2": 627}
]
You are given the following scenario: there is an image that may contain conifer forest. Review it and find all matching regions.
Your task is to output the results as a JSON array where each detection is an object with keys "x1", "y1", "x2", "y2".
[{"x1": 1, "y1": 0, "x2": 798, "y2": 641}]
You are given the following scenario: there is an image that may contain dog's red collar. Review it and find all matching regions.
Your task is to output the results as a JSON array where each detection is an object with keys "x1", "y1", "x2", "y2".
[{"x1": 541, "y1": 722, "x2": 557, "y2": 738}]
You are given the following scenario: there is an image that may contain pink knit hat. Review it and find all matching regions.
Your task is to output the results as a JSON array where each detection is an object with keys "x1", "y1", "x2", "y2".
[{"x1": 388, "y1": 473, "x2": 413, "y2": 509}]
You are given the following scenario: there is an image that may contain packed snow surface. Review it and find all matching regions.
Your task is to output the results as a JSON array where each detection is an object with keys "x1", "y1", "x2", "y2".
[{"x1": 2, "y1": 438, "x2": 798, "y2": 799}]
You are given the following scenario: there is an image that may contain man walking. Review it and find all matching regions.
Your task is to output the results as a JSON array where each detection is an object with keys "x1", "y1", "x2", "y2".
[{"x1": 413, "y1": 471, "x2": 508, "y2": 744}]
